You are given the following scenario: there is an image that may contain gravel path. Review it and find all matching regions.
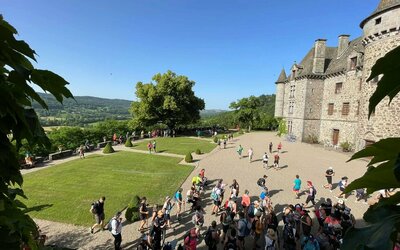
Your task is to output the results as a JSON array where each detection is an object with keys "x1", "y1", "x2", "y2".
[{"x1": 34, "y1": 132, "x2": 370, "y2": 249}]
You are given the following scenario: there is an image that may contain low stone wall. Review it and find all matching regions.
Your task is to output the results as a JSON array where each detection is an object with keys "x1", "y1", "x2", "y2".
[{"x1": 49, "y1": 150, "x2": 73, "y2": 161}]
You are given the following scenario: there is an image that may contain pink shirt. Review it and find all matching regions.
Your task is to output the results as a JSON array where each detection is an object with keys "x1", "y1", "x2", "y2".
[{"x1": 242, "y1": 194, "x2": 250, "y2": 207}]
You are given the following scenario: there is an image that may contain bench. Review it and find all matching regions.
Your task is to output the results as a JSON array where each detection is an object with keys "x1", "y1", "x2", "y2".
[{"x1": 49, "y1": 150, "x2": 73, "y2": 161}]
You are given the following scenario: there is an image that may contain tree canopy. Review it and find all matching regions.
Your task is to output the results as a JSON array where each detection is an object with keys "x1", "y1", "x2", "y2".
[
  {"x1": 130, "y1": 70, "x2": 205, "y2": 129},
  {"x1": 0, "y1": 15, "x2": 73, "y2": 248}
]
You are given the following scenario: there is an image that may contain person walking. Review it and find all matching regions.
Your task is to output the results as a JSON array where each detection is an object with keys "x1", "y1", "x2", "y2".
[
  {"x1": 138, "y1": 197, "x2": 149, "y2": 231},
  {"x1": 90, "y1": 196, "x2": 106, "y2": 234},
  {"x1": 248, "y1": 148, "x2": 254, "y2": 163},
  {"x1": 236, "y1": 145, "x2": 244, "y2": 159},
  {"x1": 303, "y1": 181, "x2": 317, "y2": 208},
  {"x1": 324, "y1": 167, "x2": 335, "y2": 191},
  {"x1": 293, "y1": 175, "x2": 302, "y2": 199},
  {"x1": 206, "y1": 220, "x2": 220, "y2": 250},
  {"x1": 269, "y1": 142, "x2": 273, "y2": 154},
  {"x1": 110, "y1": 211, "x2": 123, "y2": 250},
  {"x1": 175, "y1": 188, "x2": 184, "y2": 221},
  {"x1": 162, "y1": 196, "x2": 173, "y2": 228},
  {"x1": 152, "y1": 140, "x2": 157, "y2": 153},
  {"x1": 241, "y1": 190, "x2": 251, "y2": 215},
  {"x1": 273, "y1": 153, "x2": 280, "y2": 170},
  {"x1": 147, "y1": 141, "x2": 153, "y2": 154},
  {"x1": 262, "y1": 152, "x2": 269, "y2": 169},
  {"x1": 79, "y1": 145, "x2": 85, "y2": 159},
  {"x1": 257, "y1": 175, "x2": 268, "y2": 191},
  {"x1": 277, "y1": 142, "x2": 282, "y2": 153},
  {"x1": 336, "y1": 176, "x2": 349, "y2": 199}
]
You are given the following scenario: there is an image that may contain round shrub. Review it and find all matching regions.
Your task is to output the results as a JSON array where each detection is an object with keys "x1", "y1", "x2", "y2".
[
  {"x1": 195, "y1": 148, "x2": 202, "y2": 155},
  {"x1": 185, "y1": 152, "x2": 193, "y2": 163},
  {"x1": 125, "y1": 138, "x2": 133, "y2": 147},
  {"x1": 103, "y1": 142, "x2": 115, "y2": 154},
  {"x1": 213, "y1": 136, "x2": 218, "y2": 143},
  {"x1": 125, "y1": 195, "x2": 141, "y2": 222}
]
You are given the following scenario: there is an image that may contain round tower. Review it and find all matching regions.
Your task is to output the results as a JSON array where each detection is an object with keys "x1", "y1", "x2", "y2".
[
  {"x1": 274, "y1": 69, "x2": 287, "y2": 118},
  {"x1": 357, "y1": 0, "x2": 400, "y2": 150}
]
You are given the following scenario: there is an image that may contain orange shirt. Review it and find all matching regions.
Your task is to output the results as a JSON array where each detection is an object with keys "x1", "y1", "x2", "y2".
[{"x1": 241, "y1": 194, "x2": 250, "y2": 207}]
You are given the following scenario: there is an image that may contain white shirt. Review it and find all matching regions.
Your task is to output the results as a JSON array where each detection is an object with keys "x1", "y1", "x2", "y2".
[
  {"x1": 263, "y1": 154, "x2": 269, "y2": 161},
  {"x1": 111, "y1": 218, "x2": 122, "y2": 235}
]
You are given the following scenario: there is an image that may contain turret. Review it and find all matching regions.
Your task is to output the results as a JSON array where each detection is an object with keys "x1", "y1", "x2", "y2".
[{"x1": 274, "y1": 69, "x2": 287, "y2": 118}]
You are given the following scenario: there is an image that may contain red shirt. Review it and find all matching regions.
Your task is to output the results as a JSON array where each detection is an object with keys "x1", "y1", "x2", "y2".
[
  {"x1": 199, "y1": 170, "x2": 205, "y2": 178},
  {"x1": 241, "y1": 194, "x2": 250, "y2": 207}
]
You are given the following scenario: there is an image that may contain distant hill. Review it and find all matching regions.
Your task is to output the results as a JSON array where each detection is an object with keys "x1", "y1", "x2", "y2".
[
  {"x1": 200, "y1": 109, "x2": 227, "y2": 118},
  {"x1": 33, "y1": 93, "x2": 133, "y2": 127}
]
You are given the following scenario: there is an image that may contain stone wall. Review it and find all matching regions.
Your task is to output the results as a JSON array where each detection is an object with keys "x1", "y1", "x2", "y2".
[
  {"x1": 320, "y1": 70, "x2": 362, "y2": 146},
  {"x1": 302, "y1": 79, "x2": 324, "y2": 140},
  {"x1": 357, "y1": 34, "x2": 400, "y2": 151}
]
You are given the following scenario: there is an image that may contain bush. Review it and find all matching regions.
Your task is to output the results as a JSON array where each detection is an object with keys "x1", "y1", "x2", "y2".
[
  {"x1": 305, "y1": 134, "x2": 319, "y2": 144},
  {"x1": 185, "y1": 152, "x2": 193, "y2": 163},
  {"x1": 213, "y1": 136, "x2": 218, "y2": 143},
  {"x1": 125, "y1": 138, "x2": 133, "y2": 147},
  {"x1": 125, "y1": 195, "x2": 141, "y2": 222},
  {"x1": 103, "y1": 142, "x2": 115, "y2": 154},
  {"x1": 340, "y1": 141, "x2": 353, "y2": 152},
  {"x1": 238, "y1": 130, "x2": 244, "y2": 135},
  {"x1": 195, "y1": 148, "x2": 202, "y2": 155}
]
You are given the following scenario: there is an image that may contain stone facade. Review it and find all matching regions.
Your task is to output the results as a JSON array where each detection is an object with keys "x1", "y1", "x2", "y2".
[{"x1": 274, "y1": 0, "x2": 400, "y2": 151}]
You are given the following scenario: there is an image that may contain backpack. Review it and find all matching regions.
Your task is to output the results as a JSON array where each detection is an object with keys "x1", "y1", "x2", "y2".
[
  {"x1": 312, "y1": 187, "x2": 317, "y2": 196},
  {"x1": 283, "y1": 224, "x2": 295, "y2": 243},
  {"x1": 204, "y1": 227, "x2": 214, "y2": 246},
  {"x1": 91, "y1": 202, "x2": 98, "y2": 214},
  {"x1": 239, "y1": 219, "x2": 251, "y2": 237},
  {"x1": 107, "y1": 218, "x2": 117, "y2": 232},
  {"x1": 247, "y1": 204, "x2": 255, "y2": 218},
  {"x1": 225, "y1": 237, "x2": 237, "y2": 250},
  {"x1": 302, "y1": 236, "x2": 320, "y2": 250},
  {"x1": 211, "y1": 189, "x2": 218, "y2": 201}
]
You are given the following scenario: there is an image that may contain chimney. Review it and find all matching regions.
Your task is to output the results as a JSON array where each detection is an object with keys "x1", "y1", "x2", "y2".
[
  {"x1": 337, "y1": 34, "x2": 350, "y2": 57},
  {"x1": 312, "y1": 39, "x2": 327, "y2": 74}
]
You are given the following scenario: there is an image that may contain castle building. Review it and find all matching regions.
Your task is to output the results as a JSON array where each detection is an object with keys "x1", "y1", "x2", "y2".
[{"x1": 274, "y1": 0, "x2": 400, "y2": 151}]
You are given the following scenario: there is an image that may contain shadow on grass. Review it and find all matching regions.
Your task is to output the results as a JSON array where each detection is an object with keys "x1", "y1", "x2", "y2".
[{"x1": 24, "y1": 204, "x2": 53, "y2": 213}]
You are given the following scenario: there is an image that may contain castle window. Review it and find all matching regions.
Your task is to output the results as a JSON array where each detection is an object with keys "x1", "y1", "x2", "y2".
[
  {"x1": 350, "y1": 57, "x2": 357, "y2": 70},
  {"x1": 356, "y1": 101, "x2": 360, "y2": 115},
  {"x1": 328, "y1": 103, "x2": 334, "y2": 115},
  {"x1": 335, "y1": 82, "x2": 343, "y2": 94},
  {"x1": 342, "y1": 102, "x2": 350, "y2": 116},
  {"x1": 375, "y1": 17, "x2": 381, "y2": 25}
]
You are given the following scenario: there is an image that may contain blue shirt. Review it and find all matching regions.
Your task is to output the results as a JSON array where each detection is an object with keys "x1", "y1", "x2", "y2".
[{"x1": 294, "y1": 178, "x2": 301, "y2": 190}]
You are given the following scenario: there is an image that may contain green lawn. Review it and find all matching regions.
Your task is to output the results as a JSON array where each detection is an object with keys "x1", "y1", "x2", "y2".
[
  {"x1": 22, "y1": 151, "x2": 193, "y2": 226},
  {"x1": 133, "y1": 137, "x2": 216, "y2": 155}
]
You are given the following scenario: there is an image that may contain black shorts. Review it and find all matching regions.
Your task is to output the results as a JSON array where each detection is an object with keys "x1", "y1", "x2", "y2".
[
  {"x1": 213, "y1": 200, "x2": 221, "y2": 206},
  {"x1": 140, "y1": 214, "x2": 147, "y2": 220},
  {"x1": 327, "y1": 176, "x2": 332, "y2": 184},
  {"x1": 340, "y1": 187, "x2": 345, "y2": 192},
  {"x1": 164, "y1": 214, "x2": 171, "y2": 220},
  {"x1": 237, "y1": 236, "x2": 245, "y2": 241},
  {"x1": 222, "y1": 224, "x2": 230, "y2": 233}
]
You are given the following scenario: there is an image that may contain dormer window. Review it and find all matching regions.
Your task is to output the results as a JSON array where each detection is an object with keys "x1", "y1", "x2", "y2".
[
  {"x1": 350, "y1": 57, "x2": 357, "y2": 70},
  {"x1": 375, "y1": 17, "x2": 381, "y2": 25}
]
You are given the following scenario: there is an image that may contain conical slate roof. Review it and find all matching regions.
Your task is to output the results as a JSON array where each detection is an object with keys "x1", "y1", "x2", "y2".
[
  {"x1": 360, "y1": 0, "x2": 400, "y2": 27},
  {"x1": 275, "y1": 69, "x2": 287, "y2": 83}
]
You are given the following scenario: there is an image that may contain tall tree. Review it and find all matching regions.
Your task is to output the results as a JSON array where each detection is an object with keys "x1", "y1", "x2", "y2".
[
  {"x1": 0, "y1": 15, "x2": 73, "y2": 248},
  {"x1": 130, "y1": 70, "x2": 205, "y2": 130},
  {"x1": 229, "y1": 96, "x2": 261, "y2": 131}
]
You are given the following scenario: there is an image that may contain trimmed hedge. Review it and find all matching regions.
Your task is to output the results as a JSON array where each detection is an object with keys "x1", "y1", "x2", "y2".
[
  {"x1": 195, "y1": 148, "x2": 202, "y2": 155},
  {"x1": 185, "y1": 152, "x2": 193, "y2": 163},
  {"x1": 125, "y1": 138, "x2": 133, "y2": 147},
  {"x1": 103, "y1": 142, "x2": 115, "y2": 154},
  {"x1": 213, "y1": 137, "x2": 218, "y2": 143},
  {"x1": 125, "y1": 195, "x2": 141, "y2": 222}
]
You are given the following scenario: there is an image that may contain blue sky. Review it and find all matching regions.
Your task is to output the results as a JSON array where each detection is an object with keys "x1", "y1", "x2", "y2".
[{"x1": 3, "y1": 0, "x2": 378, "y2": 109}]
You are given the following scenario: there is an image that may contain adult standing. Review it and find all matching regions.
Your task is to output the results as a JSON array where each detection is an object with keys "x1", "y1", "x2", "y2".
[
  {"x1": 269, "y1": 142, "x2": 273, "y2": 154},
  {"x1": 241, "y1": 190, "x2": 251, "y2": 215},
  {"x1": 248, "y1": 148, "x2": 254, "y2": 163},
  {"x1": 152, "y1": 140, "x2": 157, "y2": 153},
  {"x1": 236, "y1": 211, "x2": 248, "y2": 250},
  {"x1": 324, "y1": 167, "x2": 335, "y2": 191},
  {"x1": 162, "y1": 196, "x2": 173, "y2": 227},
  {"x1": 184, "y1": 228, "x2": 197, "y2": 250},
  {"x1": 207, "y1": 220, "x2": 220, "y2": 250},
  {"x1": 264, "y1": 228, "x2": 277, "y2": 250},
  {"x1": 236, "y1": 145, "x2": 244, "y2": 159},
  {"x1": 262, "y1": 152, "x2": 269, "y2": 169},
  {"x1": 138, "y1": 197, "x2": 149, "y2": 231},
  {"x1": 153, "y1": 210, "x2": 166, "y2": 250},
  {"x1": 79, "y1": 145, "x2": 85, "y2": 159},
  {"x1": 110, "y1": 211, "x2": 123, "y2": 250},
  {"x1": 300, "y1": 210, "x2": 312, "y2": 237},
  {"x1": 230, "y1": 179, "x2": 240, "y2": 197},
  {"x1": 277, "y1": 142, "x2": 282, "y2": 153},
  {"x1": 90, "y1": 196, "x2": 106, "y2": 234},
  {"x1": 147, "y1": 142, "x2": 153, "y2": 154},
  {"x1": 293, "y1": 175, "x2": 302, "y2": 199}
]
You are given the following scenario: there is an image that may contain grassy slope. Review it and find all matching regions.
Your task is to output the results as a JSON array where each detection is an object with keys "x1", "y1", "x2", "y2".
[
  {"x1": 23, "y1": 151, "x2": 193, "y2": 226},
  {"x1": 133, "y1": 137, "x2": 216, "y2": 155}
]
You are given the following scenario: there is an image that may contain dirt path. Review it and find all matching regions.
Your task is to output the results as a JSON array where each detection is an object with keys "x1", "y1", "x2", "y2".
[{"x1": 34, "y1": 132, "x2": 369, "y2": 249}]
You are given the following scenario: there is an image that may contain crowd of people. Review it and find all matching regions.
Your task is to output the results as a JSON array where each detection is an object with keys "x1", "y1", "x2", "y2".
[{"x1": 87, "y1": 139, "x2": 396, "y2": 250}]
